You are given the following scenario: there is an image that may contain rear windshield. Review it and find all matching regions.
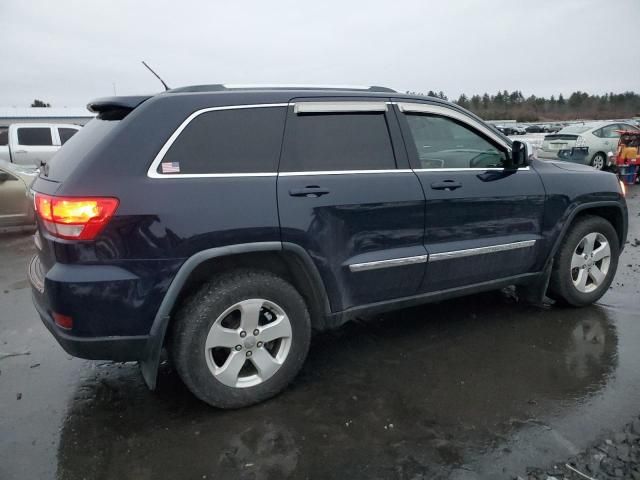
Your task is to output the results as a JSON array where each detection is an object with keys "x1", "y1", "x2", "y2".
[
  {"x1": 559, "y1": 124, "x2": 593, "y2": 134},
  {"x1": 43, "y1": 119, "x2": 118, "y2": 181}
]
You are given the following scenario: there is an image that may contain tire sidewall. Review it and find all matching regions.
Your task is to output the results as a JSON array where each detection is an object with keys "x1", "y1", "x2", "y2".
[{"x1": 172, "y1": 271, "x2": 311, "y2": 408}]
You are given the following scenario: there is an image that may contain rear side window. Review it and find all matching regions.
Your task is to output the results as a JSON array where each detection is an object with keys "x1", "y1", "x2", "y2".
[
  {"x1": 159, "y1": 107, "x2": 286, "y2": 174},
  {"x1": 0, "y1": 127, "x2": 7, "y2": 146},
  {"x1": 44, "y1": 119, "x2": 120, "y2": 181},
  {"x1": 17, "y1": 127, "x2": 52, "y2": 146},
  {"x1": 595, "y1": 124, "x2": 620, "y2": 138},
  {"x1": 280, "y1": 112, "x2": 395, "y2": 172},
  {"x1": 58, "y1": 127, "x2": 79, "y2": 145}
]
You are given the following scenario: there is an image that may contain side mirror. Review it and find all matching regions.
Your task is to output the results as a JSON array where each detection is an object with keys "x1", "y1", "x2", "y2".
[
  {"x1": 0, "y1": 171, "x2": 11, "y2": 182},
  {"x1": 508, "y1": 141, "x2": 528, "y2": 169}
]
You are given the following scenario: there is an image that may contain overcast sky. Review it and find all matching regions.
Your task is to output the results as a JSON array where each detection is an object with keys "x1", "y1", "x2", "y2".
[{"x1": 1, "y1": 0, "x2": 638, "y2": 107}]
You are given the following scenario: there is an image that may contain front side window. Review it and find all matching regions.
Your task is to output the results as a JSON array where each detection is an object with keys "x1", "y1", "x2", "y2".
[
  {"x1": 280, "y1": 112, "x2": 395, "y2": 172},
  {"x1": 17, "y1": 127, "x2": 52, "y2": 146},
  {"x1": 159, "y1": 107, "x2": 286, "y2": 174},
  {"x1": 405, "y1": 114, "x2": 507, "y2": 169},
  {"x1": 58, "y1": 127, "x2": 79, "y2": 145}
]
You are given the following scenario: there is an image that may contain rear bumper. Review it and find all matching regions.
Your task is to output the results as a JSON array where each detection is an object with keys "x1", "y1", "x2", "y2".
[
  {"x1": 27, "y1": 254, "x2": 176, "y2": 361},
  {"x1": 32, "y1": 291, "x2": 148, "y2": 361},
  {"x1": 537, "y1": 147, "x2": 589, "y2": 164}
]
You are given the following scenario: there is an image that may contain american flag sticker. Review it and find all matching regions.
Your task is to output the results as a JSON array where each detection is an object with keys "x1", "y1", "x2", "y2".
[{"x1": 161, "y1": 162, "x2": 181, "y2": 173}]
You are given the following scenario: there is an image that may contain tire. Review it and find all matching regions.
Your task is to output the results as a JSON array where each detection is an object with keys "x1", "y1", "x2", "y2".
[
  {"x1": 170, "y1": 269, "x2": 311, "y2": 408},
  {"x1": 590, "y1": 152, "x2": 606, "y2": 170},
  {"x1": 548, "y1": 215, "x2": 619, "y2": 307}
]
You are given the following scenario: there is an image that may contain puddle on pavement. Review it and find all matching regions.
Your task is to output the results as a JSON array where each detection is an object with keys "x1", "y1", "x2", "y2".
[{"x1": 52, "y1": 291, "x2": 640, "y2": 480}]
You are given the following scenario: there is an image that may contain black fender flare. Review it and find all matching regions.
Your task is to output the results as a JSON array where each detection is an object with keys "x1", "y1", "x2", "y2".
[
  {"x1": 139, "y1": 241, "x2": 330, "y2": 389},
  {"x1": 543, "y1": 200, "x2": 627, "y2": 272}
]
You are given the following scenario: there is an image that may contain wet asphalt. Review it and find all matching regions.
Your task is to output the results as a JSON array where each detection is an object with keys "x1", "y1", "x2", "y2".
[{"x1": 1, "y1": 188, "x2": 639, "y2": 480}]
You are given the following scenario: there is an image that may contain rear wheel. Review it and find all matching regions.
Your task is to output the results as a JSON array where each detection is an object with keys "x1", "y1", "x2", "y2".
[
  {"x1": 590, "y1": 152, "x2": 606, "y2": 170},
  {"x1": 170, "y1": 270, "x2": 311, "y2": 408},
  {"x1": 548, "y1": 216, "x2": 619, "y2": 306}
]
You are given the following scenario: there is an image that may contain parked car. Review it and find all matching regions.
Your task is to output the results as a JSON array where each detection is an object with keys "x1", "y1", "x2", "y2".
[
  {"x1": 0, "y1": 123, "x2": 81, "y2": 167},
  {"x1": 28, "y1": 85, "x2": 628, "y2": 408},
  {"x1": 544, "y1": 123, "x2": 564, "y2": 133},
  {"x1": 525, "y1": 124, "x2": 546, "y2": 133},
  {"x1": 495, "y1": 125, "x2": 522, "y2": 135},
  {"x1": 0, "y1": 160, "x2": 37, "y2": 228},
  {"x1": 511, "y1": 125, "x2": 527, "y2": 135},
  {"x1": 538, "y1": 121, "x2": 640, "y2": 169}
]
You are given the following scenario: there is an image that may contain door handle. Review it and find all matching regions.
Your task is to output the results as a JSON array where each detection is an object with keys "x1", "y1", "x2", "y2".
[
  {"x1": 289, "y1": 186, "x2": 330, "y2": 197},
  {"x1": 430, "y1": 180, "x2": 462, "y2": 191},
  {"x1": 14, "y1": 150, "x2": 27, "y2": 154}
]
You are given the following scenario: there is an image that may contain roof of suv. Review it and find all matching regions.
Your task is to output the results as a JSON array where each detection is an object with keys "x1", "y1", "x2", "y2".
[{"x1": 87, "y1": 84, "x2": 461, "y2": 114}]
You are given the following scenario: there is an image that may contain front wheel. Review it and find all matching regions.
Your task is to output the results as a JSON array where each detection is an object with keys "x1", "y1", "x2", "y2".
[
  {"x1": 548, "y1": 216, "x2": 619, "y2": 307},
  {"x1": 170, "y1": 270, "x2": 311, "y2": 408}
]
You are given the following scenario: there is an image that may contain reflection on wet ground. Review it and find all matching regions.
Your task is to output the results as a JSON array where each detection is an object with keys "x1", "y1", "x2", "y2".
[
  {"x1": 1, "y1": 189, "x2": 639, "y2": 479},
  {"x1": 53, "y1": 297, "x2": 635, "y2": 480}
]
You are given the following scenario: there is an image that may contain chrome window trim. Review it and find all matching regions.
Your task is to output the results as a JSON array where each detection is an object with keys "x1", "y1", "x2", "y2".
[
  {"x1": 429, "y1": 240, "x2": 536, "y2": 262},
  {"x1": 148, "y1": 100, "x2": 527, "y2": 179},
  {"x1": 412, "y1": 167, "x2": 530, "y2": 172},
  {"x1": 280, "y1": 169, "x2": 412, "y2": 176},
  {"x1": 294, "y1": 101, "x2": 388, "y2": 114},
  {"x1": 147, "y1": 103, "x2": 288, "y2": 179},
  {"x1": 349, "y1": 254, "x2": 428, "y2": 272},
  {"x1": 395, "y1": 102, "x2": 511, "y2": 151}
]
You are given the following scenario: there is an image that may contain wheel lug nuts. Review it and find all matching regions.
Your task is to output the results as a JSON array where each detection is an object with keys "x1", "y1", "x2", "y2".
[
  {"x1": 246, "y1": 351, "x2": 252, "y2": 357},
  {"x1": 253, "y1": 329, "x2": 260, "y2": 336},
  {"x1": 235, "y1": 345, "x2": 242, "y2": 351},
  {"x1": 240, "y1": 331, "x2": 247, "y2": 338},
  {"x1": 257, "y1": 341, "x2": 263, "y2": 348}
]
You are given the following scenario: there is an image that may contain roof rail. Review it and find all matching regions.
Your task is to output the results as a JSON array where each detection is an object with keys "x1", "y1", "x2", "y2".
[{"x1": 167, "y1": 84, "x2": 396, "y2": 93}]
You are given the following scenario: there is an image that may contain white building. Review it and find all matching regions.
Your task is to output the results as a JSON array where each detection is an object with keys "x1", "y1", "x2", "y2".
[{"x1": 0, "y1": 107, "x2": 94, "y2": 127}]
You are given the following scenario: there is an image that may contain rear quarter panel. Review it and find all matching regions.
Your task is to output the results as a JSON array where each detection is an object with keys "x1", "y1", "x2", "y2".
[{"x1": 30, "y1": 93, "x2": 283, "y2": 336}]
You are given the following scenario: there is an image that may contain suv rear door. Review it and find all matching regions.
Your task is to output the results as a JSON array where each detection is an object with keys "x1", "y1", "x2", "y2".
[
  {"x1": 394, "y1": 101, "x2": 546, "y2": 293},
  {"x1": 277, "y1": 99, "x2": 427, "y2": 311},
  {"x1": 10, "y1": 125, "x2": 58, "y2": 166}
]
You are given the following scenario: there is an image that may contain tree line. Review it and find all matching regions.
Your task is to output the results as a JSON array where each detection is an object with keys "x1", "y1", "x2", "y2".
[{"x1": 406, "y1": 90, "x2": 640, "y2": 122}]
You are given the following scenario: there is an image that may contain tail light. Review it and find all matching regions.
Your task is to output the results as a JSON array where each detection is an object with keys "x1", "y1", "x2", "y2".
[
  {"x1": 34, "y1": 193, "x2": 119, "y2": 240},
  {"x1": 575, "y1": 136, "x2": 587, "y2": 147},
  {"x1": 619, "y1": 180, "x2": 626, "y2": 197}
]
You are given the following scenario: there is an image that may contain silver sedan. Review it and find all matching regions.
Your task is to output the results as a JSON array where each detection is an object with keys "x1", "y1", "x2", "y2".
[{"x1": 0, "y1": 160, "x2": 37, "y2": 229}]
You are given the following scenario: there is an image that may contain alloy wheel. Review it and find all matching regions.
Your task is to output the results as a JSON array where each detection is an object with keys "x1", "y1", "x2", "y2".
[
  {"x1": 591, "y1": 154, "x2": 605, "y2": 170},
  {"x1": 570, "y1": 232, "x2": 611, "y2": 293},
  {"x1": 204, "y1": 299, "x2": 293, "y2": 388}
]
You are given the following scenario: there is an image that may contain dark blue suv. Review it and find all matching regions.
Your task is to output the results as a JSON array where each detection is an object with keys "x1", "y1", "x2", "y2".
[{"x1": 28, "y1": 85, "x2": 628, "y2": 408}]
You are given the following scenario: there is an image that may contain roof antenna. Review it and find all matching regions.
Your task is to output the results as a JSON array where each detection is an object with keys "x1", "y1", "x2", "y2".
[{"x1": 141, "y1": 61, "x2": 170, "y2": 91}]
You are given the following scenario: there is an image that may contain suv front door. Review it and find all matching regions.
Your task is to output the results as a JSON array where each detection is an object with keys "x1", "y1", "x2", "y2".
[
  {"x1": 394, "y1": 101, "x2": 546, "y2": 293},
  {"x1": 277, "y1": 99, "x2": 427, "y2": 312}
]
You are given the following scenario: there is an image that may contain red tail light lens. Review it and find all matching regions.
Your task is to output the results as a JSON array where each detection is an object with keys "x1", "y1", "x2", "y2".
[
  {"x1": 34, "y1": 193, "x2": 119, "y2": 240},
  {"x1": 52, "y1": 312, "x2": 73, "y2": 330}
]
